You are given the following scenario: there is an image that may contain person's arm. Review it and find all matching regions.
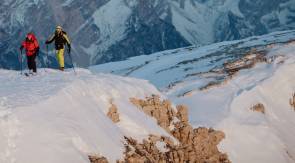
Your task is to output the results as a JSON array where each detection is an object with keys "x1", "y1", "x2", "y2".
[
  {"x1": 35, "y1": 40, "x2": 39, "y2": 56},
  {"x1": 45, "y1": 34, "x2": 55, "y2": 44},
  {"x1": 33, "y1": 38, "x2": 40, "y2": 56},
  {"x1": 35, "y1": 47, "x2": 40, "y2": 56},
  {"x1": 34, "y1": 38, "x2": 39, "y2": 48},
  {"x1": 63, "y1": 34, "x2": 71, "y2": 53},
  {"x1": 63, "y1": 34, "x2": 71, "y2": 45}
]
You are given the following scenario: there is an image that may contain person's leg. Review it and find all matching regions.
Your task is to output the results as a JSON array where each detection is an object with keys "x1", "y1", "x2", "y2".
[
  {"x1": 56, "y1": 49, "x2": 65, "y2": 71},
  {"x1": 32, "y1": 54, "x2": 37, "y2": 73},
  {"x1": 27, "y1": 55, "x2": 32, "y2": 71}
]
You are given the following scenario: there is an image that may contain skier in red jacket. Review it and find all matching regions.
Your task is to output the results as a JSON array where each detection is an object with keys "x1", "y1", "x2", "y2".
[{"x1": 20, "y1": 33, "x2": 40, "y2": 74}]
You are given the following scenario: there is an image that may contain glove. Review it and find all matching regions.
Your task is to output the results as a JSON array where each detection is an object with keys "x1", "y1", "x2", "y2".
[
  {"x1": 68, "y1": 44, "x2": 71, "y2": 53},
  {"x1": 35, "y1": 47, "x2": 40, "y2": 56}
]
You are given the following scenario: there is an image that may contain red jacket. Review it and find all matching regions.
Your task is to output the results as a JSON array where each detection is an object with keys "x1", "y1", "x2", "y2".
[{"x1": 22, "y1": 33, "x2": 39, "y2": 56}]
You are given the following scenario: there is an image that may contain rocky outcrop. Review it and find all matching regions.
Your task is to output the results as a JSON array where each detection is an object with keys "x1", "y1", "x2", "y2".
[
  {"x1": 120, "y1": 129, "x2": 228, "y2": 163},
  {"x1": 130, "y1": 96, "x2": 176, "y2": 132},
  {"x1": 107, "y1": 102, "x2": 120, "y2": 123},
  {"x1": 90, "y1": 95, "x2": 230, "y2": 163},
  {"x1": 88, "y1": 156, "x2": 108, "y2": 163},
  {"x1": 290, "y1": 93, "x2": 295, "y2": 111},
  {"x1": 223, "y1": 50, "x2": 267, "y2": 75},
  {"x1": 199, "y1": 49, "x2": 271, "y2": 91},
  {"x1": 250, "y1": 103, "x2": 266, "y2": 114},
  {"x1": 127, "y1": 95, "x2": 230, "y2": 163}
]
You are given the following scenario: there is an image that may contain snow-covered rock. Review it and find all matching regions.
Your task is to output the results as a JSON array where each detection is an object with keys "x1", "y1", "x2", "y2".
[
  {"x1": 0, "y1": 68, "x2": 229, "y2": 163},
  {"x1": 91, "y1": 30, "x2": 295, "y2": 89},
  {"x1": 92, "y1": 30, "x2": 295, "y2": 162}
]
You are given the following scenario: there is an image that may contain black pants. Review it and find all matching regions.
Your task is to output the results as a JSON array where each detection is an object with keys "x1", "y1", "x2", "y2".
[{"x1": 27, "y1": 54, "x2": 37, "y2": 73}]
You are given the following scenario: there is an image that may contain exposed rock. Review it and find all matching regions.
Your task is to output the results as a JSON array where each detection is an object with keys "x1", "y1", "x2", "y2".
[
  {"x1": 289, "y1": 93, "x2": 295, "y2": 111},
  {"x1": 92, "y1": 95, "x2": 230, "y2": 163},
  {"x1": 224, "y1": 51, "x2": 267, "y2": 75},
  {"x1": 130, "y1": 95, "x2": 177, "y2": 132},
  {"x1": 88, "y1": 155, "x2": 108, "y2": 163},
  {"x1": 250, "y1": 103, "x2": 266, "y2": 114},
  {"x1": 178, "y1": 90, "x2": 194, "y2": 97},
  {"x1": 120, "y1": 128, "x2": 229, "y2": 163},
  {"x1": 286, "y1": 150, "x2": 295, "y2": 162},
  {"x1": 127, "y1": 95, "x2": 230, "y2": 163},
  {"x1": 200, "y1": 50, "x2": 268, "y2": 91},
  {"x1": 200, "y1": 80, "x2": 224, "y2": 91},
  {"x1": 107, "y1": 101, "x2": 120, "y2": 123}
]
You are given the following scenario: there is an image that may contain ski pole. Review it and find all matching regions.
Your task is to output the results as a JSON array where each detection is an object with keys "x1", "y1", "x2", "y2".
[
  {"x1": 36, "y1": 50, "x2": 44, "y2": 73},
  {"x1": 46, "y1": 45, "x2": 49, "y2": 68},
  {"x1": 20, "y1": 49, "x2": 23, "y2": 74},
  {"x1": 68, "y1": 50, "x2": 76, "y2": 74}
]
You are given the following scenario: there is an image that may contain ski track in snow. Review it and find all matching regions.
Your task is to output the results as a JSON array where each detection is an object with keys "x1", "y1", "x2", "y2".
[
  {"x1": 0, "y1": 72, "x2": 63, "y2": 111},
  {"x1": 0, "y1": 69, "x2": 73, "y2": 163}
]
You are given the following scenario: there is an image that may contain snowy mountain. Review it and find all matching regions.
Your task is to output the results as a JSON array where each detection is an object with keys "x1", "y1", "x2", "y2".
[
  {"x1": 92, "y1": 30, "x2": 295, "y2": 162},
  {"x1": 0, "y1": 69, "x2": 161, "y2": 163},
  {"x1": 1, "y1": 0, "x2": 295, "y2": 69},
  {"x1": 0, "y1": 68, "x2": 230, "y2": 163},
  {"x1": 1, "y1": 29, "x2": 295, "y2": 163}
]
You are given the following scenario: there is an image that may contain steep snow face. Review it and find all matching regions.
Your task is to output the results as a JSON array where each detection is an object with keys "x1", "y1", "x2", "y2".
[
  {"x1": 169, "y1": 0, "x2": 242, "y2": 44},
  {"x1": 92, "y1": 31, "x2": 295, "y2": 162},
  {"x1": 89, "y1": 0, "x2": 133, "y2": 63},
  {"x1": 173, "y1": 44, "x2": 295, "y2": 162},
  {"x1": 217, "y1": 48, "x2": 295, "y2": 162},
  {"x1": 0, "y1": 69, "x2": 172, "y2": 163},
  {"x1": 170, "y1": 0, "x2": 295, "y2": 44}
]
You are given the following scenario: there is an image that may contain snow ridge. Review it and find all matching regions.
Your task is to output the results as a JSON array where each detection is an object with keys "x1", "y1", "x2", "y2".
[{"x1": 0, "y1": 69, "x2": 171, "y2": 163}]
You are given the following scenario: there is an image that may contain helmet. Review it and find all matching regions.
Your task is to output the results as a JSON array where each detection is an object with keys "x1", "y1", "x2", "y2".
[
  {"x1": 26, "y1": 33, "x2": 34, "y2": 41},
  {"x1": 56, "y1": 25, "x2": 62, "y2": 30}
]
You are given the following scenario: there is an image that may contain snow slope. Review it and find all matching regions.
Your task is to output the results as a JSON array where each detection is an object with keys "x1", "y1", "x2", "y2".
[
  {"x1": 90, "y1": 30, "x2": 295, "y2": 89},
  {"x1": 217, "y1": 47, "x2": 295, "y2": 162},
  {"x1": 92, "y1": 31, "x2": 295, "y2": 162},
  {"x1": 0, "y1": 69, "x2": 173, "y2": 163}
]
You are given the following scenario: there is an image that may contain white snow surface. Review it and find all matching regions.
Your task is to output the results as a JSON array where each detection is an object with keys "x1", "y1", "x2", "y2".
[
  {"x1": 92, "y1": 31, "x2": 295, "y2": 162},
  {"x1": 0, "y1": 69, "x2": 173, "y2": 163},
  {"x1": 196, "y1": 44, "x2": 295, "y2": 163}
]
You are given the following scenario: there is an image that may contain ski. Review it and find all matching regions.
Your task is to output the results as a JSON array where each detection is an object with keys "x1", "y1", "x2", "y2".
[{"x1": 23, "y1": 72, "x2": 37, "y2": 77}]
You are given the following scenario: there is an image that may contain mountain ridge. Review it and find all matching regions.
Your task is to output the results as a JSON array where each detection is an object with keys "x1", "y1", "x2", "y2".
[{"x1": 92, "y1": 30, "x2": 295, "y2": 162}]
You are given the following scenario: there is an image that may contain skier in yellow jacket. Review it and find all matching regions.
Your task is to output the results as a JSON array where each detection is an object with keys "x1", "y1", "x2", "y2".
[{"x1": 45, "y1": 26, "x2": 71, "y2": 71}]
